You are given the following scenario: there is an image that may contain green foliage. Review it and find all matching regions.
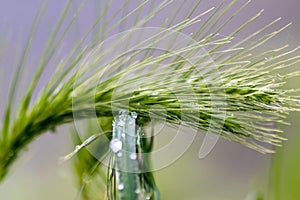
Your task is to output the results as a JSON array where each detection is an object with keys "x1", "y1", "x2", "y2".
[
  {"x1": 107, "y1": 111, "x2": 159, "y2": 200},
  {"x1": 72, "y1": 132, "x2": 107, "y2": 200},
  {"x1": 269, "y1": 113, "x2": 300, "y2": 200},
  {"x1": 70, "y1": 117, "x2": 113, "y2": 200}
]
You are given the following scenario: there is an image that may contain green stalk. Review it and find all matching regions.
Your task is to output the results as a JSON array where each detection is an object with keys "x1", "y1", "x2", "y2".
[
  {"x1": 112, "y1": 110, "x2": 140, "y2": 199},
  {"x1": 110, "y1": 110, "x2": 159, "y2": 200}
]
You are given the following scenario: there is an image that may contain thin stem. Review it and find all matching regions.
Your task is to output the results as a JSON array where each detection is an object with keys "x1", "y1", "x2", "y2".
[
  {"x1": 109, "y1": 110, "x2": 159, "y2": 200},
  {"x1": 112, "y1": 110, "x2": 140, "y2": 199}
]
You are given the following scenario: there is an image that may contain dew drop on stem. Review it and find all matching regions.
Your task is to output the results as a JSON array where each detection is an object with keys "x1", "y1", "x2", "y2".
[
  {"x1": 129, "y1": 153, "x2": 137, "y2": 160},
  {"x1": 110, "y1": 139, "x2": 122, "y2": 153},
  {"x1": 131, "y1": 112, "x2": 138, "y2": 119},
  {"x1": 118, "y1": 183, "x2": 124, "y2": 190},
  {"x1": 117, "y1": 151, "x2": 123, "y2": 157},
  {"x1": 135, "y1": 188, "x2": 141, "y2": 194}
]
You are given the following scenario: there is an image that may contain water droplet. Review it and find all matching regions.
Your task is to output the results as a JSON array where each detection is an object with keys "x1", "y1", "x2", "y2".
[
  {"x1": 117, "y1": 151, "x2": 123, "y2": 157},
  {"x1": 135, "y1": 188, "x2": 141, "y2": 194},
  {"x1": 131, "y1": 112, "x2": 138, "y2": 119},
  {"x1": 117, "y1": 120, "x2": 125, "y2": 127},
  {"x1": 110, "y1": 139, "x2": 122, "y2": 153},
  {"x1": 121, "y1": 132, "x2": 126, "y2": 138},
  {"x1": 129, "y1": 153, "x2": 137, "y2": 160},
  {"x1": 143, "y1": 188, "x2": 152, "y2": 199},
  {"x1": 145, "y1": 192, "x2": 152, "y2": 200},
  {"x1": 118, "y1": 183, "x2": 124, "y2": 190}
]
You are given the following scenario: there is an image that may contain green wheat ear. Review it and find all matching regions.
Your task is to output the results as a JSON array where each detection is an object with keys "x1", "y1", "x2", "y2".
[{"x1": 0, "y1": 0, "x2": 299, "y2": 195}]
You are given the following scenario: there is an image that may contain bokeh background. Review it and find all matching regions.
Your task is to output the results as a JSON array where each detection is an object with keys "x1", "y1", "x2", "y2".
[{"x1": 0, "y1": 0, "x2": 299, "y2": 199}]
